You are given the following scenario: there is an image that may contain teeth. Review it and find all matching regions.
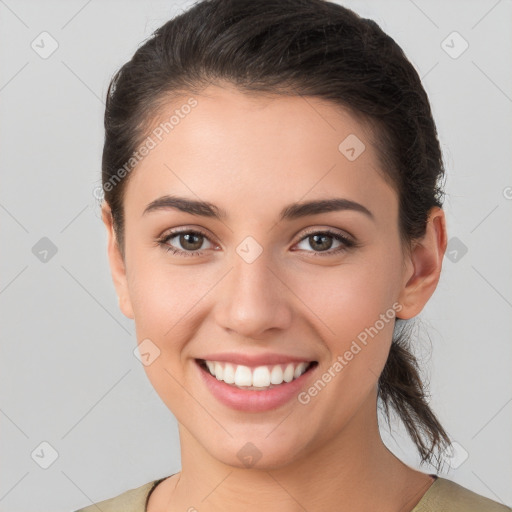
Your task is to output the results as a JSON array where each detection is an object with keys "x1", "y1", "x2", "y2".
[
  {"x1": 214, "y1": 362, "x2": 224, "y2": 381},
  {"x1": 223, "y1": 363, "x2": 236, "y2": 384},
  {"x1": 253, "y1": 366, "x2": 270, "y2": 387},
  {"x1": 235, "y1": 364, "x2": 253, "y2": 386},
  {"x1": 202, "y1": 360, "x2": 312, "y2": 389}
]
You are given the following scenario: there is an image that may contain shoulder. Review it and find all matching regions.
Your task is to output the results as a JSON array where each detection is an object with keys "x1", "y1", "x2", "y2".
[
  {"x1": 72, "y1": 478, "x2": 164, "y2": 512},
  {"x1": 413, "y1": 476, "x2": 512, "y2": 512}
]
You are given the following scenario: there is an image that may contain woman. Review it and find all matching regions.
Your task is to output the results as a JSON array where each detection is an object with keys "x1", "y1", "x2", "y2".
[{"x1": 74, "y1": 0, "x2": 511, "y2": 510}]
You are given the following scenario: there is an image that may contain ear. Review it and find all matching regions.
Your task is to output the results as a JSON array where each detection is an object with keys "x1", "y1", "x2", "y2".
[
  {"x1": 101, "y1": 202, "x2": 134, "y2": 320},
  {"x1": 397, "y1": 207, "x2": 447, "y2": 319}
]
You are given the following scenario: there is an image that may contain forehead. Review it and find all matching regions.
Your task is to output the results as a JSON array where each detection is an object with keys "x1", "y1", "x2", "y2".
[{"x1": 124, "y1": 84, "x2": 397, "y2": 223}]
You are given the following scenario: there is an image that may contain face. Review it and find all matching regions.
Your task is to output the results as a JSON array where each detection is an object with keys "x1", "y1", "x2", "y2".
[{"x1": 103, "y1": 83, "x2": 445, "y2": 470}]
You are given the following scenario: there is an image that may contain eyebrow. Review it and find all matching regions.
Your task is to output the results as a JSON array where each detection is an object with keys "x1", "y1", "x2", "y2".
[{"x1": 142, "y1": 195, "x2": 374, "y2": 222}]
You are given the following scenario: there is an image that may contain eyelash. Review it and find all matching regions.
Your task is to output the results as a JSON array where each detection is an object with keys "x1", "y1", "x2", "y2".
[{"x1": 156, "y1": 227, "x2": 357, "y2": 258}]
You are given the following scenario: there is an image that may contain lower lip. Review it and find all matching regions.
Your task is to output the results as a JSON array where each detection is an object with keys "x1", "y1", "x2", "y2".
[{"x1": 195, "y1": 359, "x2": 318, "y2": 412}]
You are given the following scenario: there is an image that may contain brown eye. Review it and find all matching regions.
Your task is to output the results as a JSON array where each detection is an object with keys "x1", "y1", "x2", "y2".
[
  {"x1": 177, "y1": 232, "x2": 204, "y2": 251},
  {"x1": 307, "y1": 233, "x2": 334, "y2": 251},
  {"x1": 158, "y1": 229, "x2": 215, "y2": 256},
  {"x1": 294, "y1": 229, "x2": 356, "y2": 256}
]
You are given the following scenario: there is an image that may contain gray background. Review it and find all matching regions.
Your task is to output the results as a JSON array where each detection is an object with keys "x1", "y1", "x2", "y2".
[{"x1": 0, "y1": 0, "x2": 511, "y2": 510}]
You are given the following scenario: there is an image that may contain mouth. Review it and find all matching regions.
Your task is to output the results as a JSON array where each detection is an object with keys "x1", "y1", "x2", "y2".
[
  {"x1": 195, "y1": 358, "x2": 319, "y2": 390},
  {"x1": 195, "y1": 357, "x2": 319, "y2": 412}
]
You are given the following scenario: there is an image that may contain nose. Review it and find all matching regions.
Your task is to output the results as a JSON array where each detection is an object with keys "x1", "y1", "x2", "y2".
[{"x1": 214, "y1": 249, "x2": 293, "y2": 339}]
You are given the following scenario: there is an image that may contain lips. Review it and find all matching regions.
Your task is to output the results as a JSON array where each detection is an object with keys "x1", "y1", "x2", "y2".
[{"x1": 196, "y1": 358, "x2": 319, "y2": 412}]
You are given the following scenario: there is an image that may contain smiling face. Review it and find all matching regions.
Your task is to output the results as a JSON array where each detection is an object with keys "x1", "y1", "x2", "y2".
[{"x1": 102, "y1": 83, "x2": 444, "y2": 472}]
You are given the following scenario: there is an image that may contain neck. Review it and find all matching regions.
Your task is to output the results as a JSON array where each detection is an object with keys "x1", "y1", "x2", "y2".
[{"x1": 151, "y1": 390, "x2": 434, "y2": 512}]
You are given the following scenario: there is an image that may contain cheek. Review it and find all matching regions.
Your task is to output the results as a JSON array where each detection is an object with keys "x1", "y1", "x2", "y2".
[
  {"x1": 287, "y1": 251, "x2": 403, "y2": 393},
  {"x1": 290, "y1": 253, "x2": 402, "y2": 340},
  {"x1": 290, "y1": 263, "x2": 401, "y2": 424},
  {"x1": 125, "y1": 254, "x2": 201, "y2": 409},
  {"x1": 125, "y1": 236, "x2": 199, "y2": 325}
]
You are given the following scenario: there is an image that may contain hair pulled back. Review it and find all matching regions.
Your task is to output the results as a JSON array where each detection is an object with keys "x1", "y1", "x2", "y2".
[{"x1": 101, "y1": 0, "x2": 451, "y2": 469}]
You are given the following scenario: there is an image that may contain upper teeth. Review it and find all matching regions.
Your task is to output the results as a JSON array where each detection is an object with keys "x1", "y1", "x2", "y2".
[{"x1": 204, "y1": 360, "x2": 311, "y2": 388}]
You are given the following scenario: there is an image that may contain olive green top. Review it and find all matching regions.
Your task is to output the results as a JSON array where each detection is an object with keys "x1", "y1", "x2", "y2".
[{"x1": 73, "y1": 474, "x2": 512, "y2": 511}]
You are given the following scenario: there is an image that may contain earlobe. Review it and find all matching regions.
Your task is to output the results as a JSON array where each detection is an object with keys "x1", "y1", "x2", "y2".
[
  {"x1": 101, "y1": 202, "x2": 135, "y2": 320},
  {"x1": 397, "y1": 207, "x2": 447, "y2": 320}
]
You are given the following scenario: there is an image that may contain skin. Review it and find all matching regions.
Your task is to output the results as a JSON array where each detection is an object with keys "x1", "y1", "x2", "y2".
[{"x1": 102, "y1": 83, "x2": 447, "y2": 512}]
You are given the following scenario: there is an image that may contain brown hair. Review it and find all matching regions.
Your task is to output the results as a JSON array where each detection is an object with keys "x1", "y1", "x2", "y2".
[{"x1": 101, "y1": 0, "x2": 451, "y2": 469}]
